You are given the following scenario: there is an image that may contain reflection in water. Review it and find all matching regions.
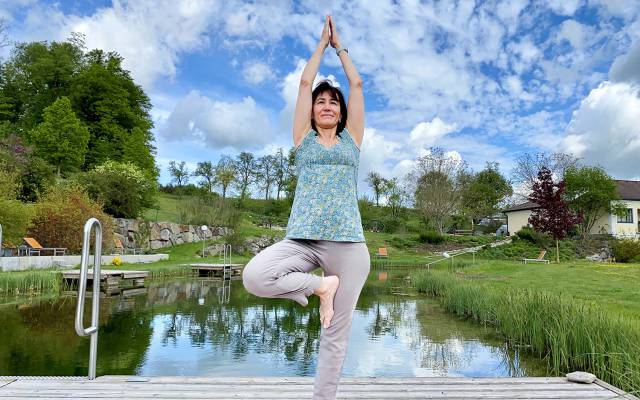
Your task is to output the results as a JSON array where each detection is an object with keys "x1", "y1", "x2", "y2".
[{"x1": 0, "y1": 269, "x2": 547, "y2": 377}]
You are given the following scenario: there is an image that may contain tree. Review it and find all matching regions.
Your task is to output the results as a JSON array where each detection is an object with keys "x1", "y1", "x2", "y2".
[
  {"x1": 382, "y1": 177, "x2": 406, "y2": 218},
  {"x1": 77, "y1": 160, "x2": 157, "y2": 218},
  {"x1": 461, "y1": 162, "x2": 513, "y2": 228},
  {"x1": 256, "y1": 154, "x2": 277, "y2": 200},
  {"x1": 70, "y1": 49, "x2": 155, "y2": 171},
  {"x1": 365, "y1": 171, "x2": 386, "y2": 206},
  {"x1": 28, "y1": 96, "x2": 89, "y2": 177},
  {"x1": 193, "y1": 161, "x2": 216, "y2": 193},
  {"x1": 234, "y1": 152, "x2": 257, "y2": 200},
  {"x1": 528, "y1": 167, "x2": 583, "y2": 263},
  {"x1": 122, "y1": 126, "x2": 158, "y2": 180},
  {"x1": 284, "y1": 147, "x2": 298, "y2": 201},
  {"x1": 168, "y1": 161, "x2": 190, "y2": 187},
  {"x1": 511, "y1": 152, "x2": 580, "y2": 200},
  {"x1": 409, "y1": 148, "x2": 468, "y2": 233},
  {"x1": 563, "y1": 166, "x2": 627, "y2": 241},
  {"x1": 273, "y1": 148, "x2": 288, "y2": 200},
  {"x1": 214, "y1": 155, "x2": 235, "y2": 199}
]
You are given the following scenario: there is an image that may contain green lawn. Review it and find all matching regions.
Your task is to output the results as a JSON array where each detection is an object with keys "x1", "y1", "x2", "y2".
[{"x1": 443, "y1": 258, "x2": 640, "y2": 322}]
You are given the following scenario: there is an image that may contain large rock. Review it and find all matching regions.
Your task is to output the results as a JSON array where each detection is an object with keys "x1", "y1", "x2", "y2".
[
  {"x1": 160, "y1": 228, "x2": 172, "y2": 241},
  {"x1": 244, "y1": 235, "x2": 282, "y2": 254}
]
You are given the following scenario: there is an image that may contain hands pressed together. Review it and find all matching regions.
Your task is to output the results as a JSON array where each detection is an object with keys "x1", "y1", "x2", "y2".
[{"x1": 320, "y1": 15, "x2": 342, "y2": 50}]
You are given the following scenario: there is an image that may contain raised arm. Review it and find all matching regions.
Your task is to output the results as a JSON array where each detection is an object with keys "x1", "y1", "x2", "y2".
[
  {"x1": 329, "y1": 16, "x2": 364, "y2": 148},
  {"x1": 293, "y1": 16, "x2": 331, "y2": 148}
]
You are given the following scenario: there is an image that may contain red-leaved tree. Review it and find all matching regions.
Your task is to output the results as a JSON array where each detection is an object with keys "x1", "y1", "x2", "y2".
[{"x1": 528, "y1": 167, "x2": 583, "y2": 263}]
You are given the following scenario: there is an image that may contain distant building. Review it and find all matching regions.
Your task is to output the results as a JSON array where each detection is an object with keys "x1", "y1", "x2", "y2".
[{"x1": 502, "y1": 180, "x2": 640, "y2": 239}]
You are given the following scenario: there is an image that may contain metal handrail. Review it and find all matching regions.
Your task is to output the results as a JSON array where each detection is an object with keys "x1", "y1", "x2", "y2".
[{"x1": 74, "y1": 218, "x2": 102, "y2": 380}]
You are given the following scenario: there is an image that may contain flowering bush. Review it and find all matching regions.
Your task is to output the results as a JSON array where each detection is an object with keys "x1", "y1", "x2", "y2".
[
  {"x1": 76, "y1": 160, "x2": 157, "y2": 218},
  {"x1": 111, "y1": 256, "x2": 122, "y2": 266}
]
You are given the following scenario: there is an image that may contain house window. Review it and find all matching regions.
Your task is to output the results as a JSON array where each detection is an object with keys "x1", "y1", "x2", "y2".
[{"x1": 617, "y1": 208, "x2": 633, "y2": 223}]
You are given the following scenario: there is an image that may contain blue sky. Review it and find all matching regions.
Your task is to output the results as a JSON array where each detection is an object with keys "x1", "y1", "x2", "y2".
[{"x1": 1, "y1": 0, "x2": 639, "y2": 199}]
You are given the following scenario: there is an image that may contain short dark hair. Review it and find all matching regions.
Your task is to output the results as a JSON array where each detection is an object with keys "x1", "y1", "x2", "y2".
[{"x1": 311, "y1": 80, "x2": 348, "y2": 135}]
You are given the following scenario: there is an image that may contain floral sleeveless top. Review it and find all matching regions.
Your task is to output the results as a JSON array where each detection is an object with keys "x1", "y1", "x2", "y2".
[{"x1": 285, "y1": 128, "x2": 365, "y2": 242}]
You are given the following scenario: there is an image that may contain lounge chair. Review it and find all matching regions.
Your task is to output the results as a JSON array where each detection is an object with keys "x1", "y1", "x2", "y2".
[
  {"x1": 523, "y1": 250, "x2": 549, "y2": 264},
  {"x1": 375, "y1": 247, "x2": 388, "y2": 259},
  {"x1": 22, "y1": 237, "x2": 66, "y2": 256}
]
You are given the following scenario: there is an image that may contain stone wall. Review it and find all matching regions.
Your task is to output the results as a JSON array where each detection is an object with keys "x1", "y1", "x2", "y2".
[{"x1": 113, "y1": 218, "x2": 232, "y2": 250}]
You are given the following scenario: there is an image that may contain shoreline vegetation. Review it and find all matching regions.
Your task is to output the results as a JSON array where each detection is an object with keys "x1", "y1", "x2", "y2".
[{"x1": 412, "y1": 266, "x2": 640, "y2": 395}]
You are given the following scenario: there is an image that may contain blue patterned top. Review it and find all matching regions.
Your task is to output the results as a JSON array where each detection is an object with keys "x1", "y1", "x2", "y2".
[{"x1": 285, "y1": 128, "x2": 365, "y2": 242}]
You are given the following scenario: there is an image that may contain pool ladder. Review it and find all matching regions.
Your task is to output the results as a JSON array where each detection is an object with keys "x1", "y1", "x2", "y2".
[
  {"x1": 219, "y1": 244, "x2": 232, "y2": 303},
  {"x1": 74, "y1": 218, "x2": 102, "y2": 380}
]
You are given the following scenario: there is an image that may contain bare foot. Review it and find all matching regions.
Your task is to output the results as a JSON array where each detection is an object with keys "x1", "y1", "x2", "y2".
[{"x1": 314, "y1": 275, "x2": 340, "y2": 328}]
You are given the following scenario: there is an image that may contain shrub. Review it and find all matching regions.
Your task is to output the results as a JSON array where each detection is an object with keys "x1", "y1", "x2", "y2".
[
  {"x1": 611, "y1": 239, "x2": 640, "y2": 263},
  {"x1": 76, "y1": 160, "x2": 157, "y2": 218},
  {"x1": 515, "y1": 226, "x2": 552, "y2": 248},
  {"x1": 112, "y1": 256, "x2": 122, "y2": 266},
  {"x1": 418, "y1": 231, "x2": 445, "y2": 244},
  {"x1": 177, "y1": 195, "x2": 241, "y2": 227},
  {"x1": 0, "y1": 169, "x2": 33, "y2": 246},
  {"x1": 28, "y1": 183, "x2": 114, "y2": 254}
]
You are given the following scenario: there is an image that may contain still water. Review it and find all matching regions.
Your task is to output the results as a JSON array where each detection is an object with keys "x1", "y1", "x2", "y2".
[{"x1": 0, "y1": 268, "x2": 547, "y2": 377}]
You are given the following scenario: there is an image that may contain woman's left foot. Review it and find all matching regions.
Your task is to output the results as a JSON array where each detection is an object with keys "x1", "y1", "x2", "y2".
[{"x1": 314, "y1": 275, "x2": 340, "y2": 328}]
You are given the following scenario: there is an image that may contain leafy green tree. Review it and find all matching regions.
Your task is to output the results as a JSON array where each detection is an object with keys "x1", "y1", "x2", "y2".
[
  {"x1": 234, "y1": 152, "x2": 257, "y2": 200},
  {"x1": 564, "y1": 166, "x2": 627, "y2": 241},
  {"x1": 0, "y1": 168, "x2": 33, "y2": 246},
  {"x1": 0, "y1": 40, "x2": 84, "y2": 133},
  {"x1": 193, "y1": 161, "x2": 215, "y2": 193},
  {"x1": 461, "y1": 162, "x2": 512, "y2": 228},
  {"x1": 273, "y1": 147, "x2": 288, "y2": 200},
  {"x1": 28, "y1": 96, "x2": 89, "y2": 177},
  {"x1": 168, "y1": 161, "x2": 190, "y2": 187},
  {"x1": 284, "y1": 147, "x2": 297, "y2": 202},
  {"x1": 70, "y1": 49, "x2": 154, "y2": 171},
  {"x1": 122, "y1": 126, "x2": 158, "y2": 180},
  {"x1": 256, "y1": 154, "x2": 277, "y2": 200},
  {"x1": 77, "y1": 160, "x2": 157, "y2": 218},
  {"x1": 365, "y1": 171, "x2": 386, "y2": 206},
  {"x1": 214, "y1": 155, "x2": 236, "y2": 199}
]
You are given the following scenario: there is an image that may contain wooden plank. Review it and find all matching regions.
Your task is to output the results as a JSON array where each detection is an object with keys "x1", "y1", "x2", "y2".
[
  {"x1": 4, "y1": 381, "x2": 609, "y2": 392},
  {"x1": 594, "y1": 379, "x2": 640, "y2": 400},
  {"x1": 0, "y1": 380, "x2": 14, "y2": 389},
  {"x1": 0, "y1": 389, "x2": 620, "y2": 399},
  {"x1": 0, "y1": 377, "x2": 629, "y2": 400}
]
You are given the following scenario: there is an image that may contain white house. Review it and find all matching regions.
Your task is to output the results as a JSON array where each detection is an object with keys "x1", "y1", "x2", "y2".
[{"x1": 503, "y1": 180, "x2": 640, "y2": 239}]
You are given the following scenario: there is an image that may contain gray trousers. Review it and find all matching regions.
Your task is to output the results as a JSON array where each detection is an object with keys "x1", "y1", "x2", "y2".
[{"x1": 242, "y1": 238, "x2": 370, "y2": 400}]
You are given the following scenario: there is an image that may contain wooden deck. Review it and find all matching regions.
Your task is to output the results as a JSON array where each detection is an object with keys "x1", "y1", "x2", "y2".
[
  {"x1": 62, "y1": 269, "x2": 149, "y2": 294},
  {"x1": 190, "y1": 263, "x2": 244, "y2": 278},
  {"x1": 0, "y1": 376, "x2": 636, "y2": 399}
]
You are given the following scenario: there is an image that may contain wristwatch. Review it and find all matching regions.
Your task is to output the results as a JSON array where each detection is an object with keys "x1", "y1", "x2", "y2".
[{"x1": 336, "y1": 47, "x2": 348, "y2": 56}]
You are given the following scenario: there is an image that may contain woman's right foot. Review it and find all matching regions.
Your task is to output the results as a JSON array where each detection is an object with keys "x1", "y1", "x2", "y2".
[{"x1": 314, "y1": 275, "x2": 340, "y2": 328}]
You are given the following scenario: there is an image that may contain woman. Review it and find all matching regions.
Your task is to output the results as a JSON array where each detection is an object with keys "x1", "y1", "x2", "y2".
[{"x1": 242, "y1": 15, "x2": 369, "y2": 400}]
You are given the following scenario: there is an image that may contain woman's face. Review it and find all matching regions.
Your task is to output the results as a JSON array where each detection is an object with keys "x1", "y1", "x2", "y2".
[{"x1": 312, "y1": 91, "x2": 341, "y2": 129}]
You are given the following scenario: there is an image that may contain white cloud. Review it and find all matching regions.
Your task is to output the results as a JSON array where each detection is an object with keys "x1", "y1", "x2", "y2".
[
  {"x1": 242, "y1": 61, "x2": 275, "y2": 84},
  {"x1": 557, "y1": 19, "x2": 590, "y2": 50},
  {"x1": 610, "y1": 41, "x2": 640, "y2": 84},
  {"x1": 546, "y1": 0, "x2": 584, "y2": 15},
  {"x1": 13, "y1": 0, "x2": 219, "y2": 90},
  {"x1": 408, "y1": 118, "x2": 458, "y2": 148},
  {"x1": 160, "y1": 90, "x2": 274, "y2": 151},
  {"x1": 562, "y1": 81, "x2": 640, "y2": 179}
]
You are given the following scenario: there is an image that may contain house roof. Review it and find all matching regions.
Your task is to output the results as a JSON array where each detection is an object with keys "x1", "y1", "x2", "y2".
[
  {"x1": 502, "y1": 180, "x2": 640, "y2": 213},
  {"x1": 616, "y1": 180, "x2": 640, "y2": 200}
]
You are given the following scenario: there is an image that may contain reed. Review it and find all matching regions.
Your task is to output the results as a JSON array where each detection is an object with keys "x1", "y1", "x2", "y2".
[
  {"x1": 412, "y1": 269, "x2": 640, "y2": 395},
  {"x1": 0, "y1": 269, "x2": 62, "y2": 297}
]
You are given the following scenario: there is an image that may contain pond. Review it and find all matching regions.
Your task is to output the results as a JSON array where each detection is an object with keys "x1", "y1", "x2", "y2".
[{"x1": 0, "y1": 268, "x2": 547, "y2": 377}]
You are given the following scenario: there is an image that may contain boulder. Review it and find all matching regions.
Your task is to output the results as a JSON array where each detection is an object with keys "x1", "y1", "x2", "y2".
[{"x1": 566, "y1": 371, "x2": 596, "y2": 384}]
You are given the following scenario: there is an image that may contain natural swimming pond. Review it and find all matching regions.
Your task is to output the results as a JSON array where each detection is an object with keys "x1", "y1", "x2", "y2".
[{"x1": 0, "y1": 268, "x2": 547, "y2": 377}]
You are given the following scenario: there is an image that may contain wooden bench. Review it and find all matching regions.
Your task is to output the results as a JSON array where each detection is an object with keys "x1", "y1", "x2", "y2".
[
  {"x1": 375, "y1": 247, "x2": 388, "y2": 259},
  {"x1": 22, "y1": 237, "x2": 66, "y2": 256},
  {"x1": 523, "y1": 250, "x2": 550, "y2": 264}
]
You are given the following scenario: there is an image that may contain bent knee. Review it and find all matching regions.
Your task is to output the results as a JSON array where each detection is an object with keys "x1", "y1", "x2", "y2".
[{"x1": 242, "y1": 259, "x2": 268, "y2": 296}]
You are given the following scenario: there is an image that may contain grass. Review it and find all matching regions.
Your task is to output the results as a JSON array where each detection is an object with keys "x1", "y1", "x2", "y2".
[
  {"x1": 0, "y1": 268, "x2": 63, "y2": 297},
  {"x1": 444, "y1": 258, "x2": 640, "y2": 321},
  {"x1": 412, "y1": 268, "x2": 640, "y2": 395}
]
